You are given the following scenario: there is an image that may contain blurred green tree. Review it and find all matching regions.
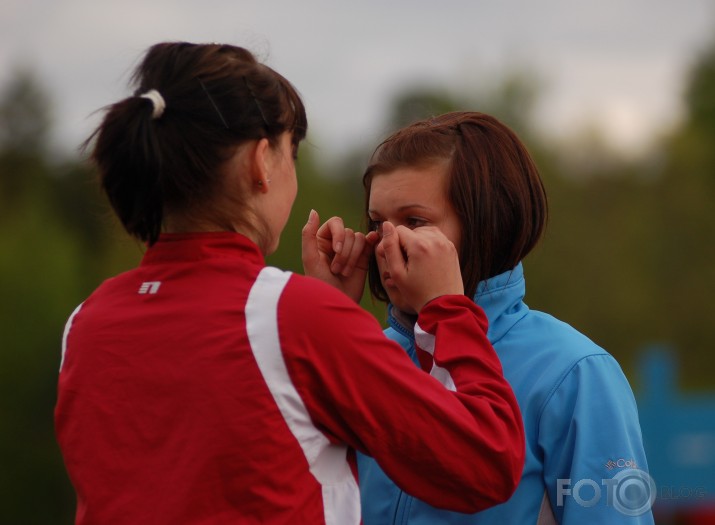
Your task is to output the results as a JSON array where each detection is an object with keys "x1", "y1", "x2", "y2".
[
  {"x1": 644, "y1": 36, "x2": 715, "y2": 390},
  {"x1": 0, "y1": 70, "x2": 143, "y2": 524},
  {"x1": 685, "y1": 41, "x2": 715, "y2": 140},
  {"x1": 0, "y1": 69, "x2": 52, "y2": 156},
  {"x1": 0, "y1": 71, "x2": 80, "y2": 524}
]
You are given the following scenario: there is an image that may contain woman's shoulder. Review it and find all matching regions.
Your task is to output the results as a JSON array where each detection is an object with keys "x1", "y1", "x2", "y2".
[
  {"x1": 278, "y1": 271, "x2": 381, "y2": 330},
  {"x1": 282, "y1": 270, "x2": 362, "y2": 305},
  {"x1": 496, "y1": 308, "x2": 623, "y2": 407},
  {"x1": 510, "y1": 308, "x2": 610, "y2": 361}
]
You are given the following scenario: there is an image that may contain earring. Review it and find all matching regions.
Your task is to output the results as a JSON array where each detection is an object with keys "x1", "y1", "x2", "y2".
[{"x1": 257, "y1": 179, "x2": 272, "y2": 187}]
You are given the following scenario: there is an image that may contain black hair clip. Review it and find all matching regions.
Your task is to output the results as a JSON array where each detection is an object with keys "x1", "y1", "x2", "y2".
[
  {"x1": 198, "y1": 78, "x2": 229, "y2": 129},
  {"x1": 243, "y1": 76, "x2": 269, "y2": 127}
]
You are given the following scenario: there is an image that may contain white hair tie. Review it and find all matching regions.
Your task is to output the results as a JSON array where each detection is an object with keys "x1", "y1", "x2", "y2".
[{"x1": 139, "y1": 89, "x2": 166, "y2": 119}]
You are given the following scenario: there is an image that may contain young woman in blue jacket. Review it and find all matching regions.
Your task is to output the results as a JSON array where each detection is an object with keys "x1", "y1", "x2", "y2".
[{"x1": 303, "y1": 111, "x2": 654, "y2": 524}]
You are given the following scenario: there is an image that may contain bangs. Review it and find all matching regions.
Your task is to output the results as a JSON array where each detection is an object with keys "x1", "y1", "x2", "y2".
[
  {"x1": 277, "y1": 75, "x2": 307, "y2": 144},
  {"x1": 369, "y1": 120, "x2": 457, "y2": 175}
]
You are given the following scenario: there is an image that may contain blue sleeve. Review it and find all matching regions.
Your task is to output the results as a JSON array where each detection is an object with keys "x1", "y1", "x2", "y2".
[{"x1": 538, "y1": 354, "x2": 655, "y2": 524}]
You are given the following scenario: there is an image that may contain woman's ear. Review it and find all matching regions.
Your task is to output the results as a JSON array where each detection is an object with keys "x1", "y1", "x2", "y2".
[{"x1": 250, "y1": 138, "x2": 272, "y2": 193}]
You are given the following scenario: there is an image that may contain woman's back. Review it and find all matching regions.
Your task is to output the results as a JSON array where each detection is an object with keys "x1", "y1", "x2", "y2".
[{"x1": 57, "y1": 233, "x2": 350, "y2": 523}]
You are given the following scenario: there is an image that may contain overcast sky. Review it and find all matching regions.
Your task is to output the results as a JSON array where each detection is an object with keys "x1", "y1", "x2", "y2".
[{"x1": 2, "y1": 0, "x2": 714, "y2": 162}]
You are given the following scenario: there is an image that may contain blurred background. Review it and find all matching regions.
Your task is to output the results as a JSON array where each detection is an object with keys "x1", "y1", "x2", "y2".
[{"x1": 1, "y1": 1, "x2": 714, "y2": 523}]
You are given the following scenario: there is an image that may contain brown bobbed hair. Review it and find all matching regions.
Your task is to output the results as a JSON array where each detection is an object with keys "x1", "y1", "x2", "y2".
[
  {"x1": 363, "y1": 111, "x2": 547, "y2": 302},
  {"x1": 87, "y1": 42, "x2": 307, "y2": 246}
]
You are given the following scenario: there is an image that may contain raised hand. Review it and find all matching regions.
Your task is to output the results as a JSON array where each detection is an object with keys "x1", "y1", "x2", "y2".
[
  {"x1": 301, "y1": 210, "x2": 378, "y2": 303},
  {"x1": 378, "y1": 221, "x2": 464, "y2": 312}
]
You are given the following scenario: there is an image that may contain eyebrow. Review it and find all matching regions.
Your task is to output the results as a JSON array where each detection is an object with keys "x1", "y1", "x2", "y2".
[{"x1": 368, "y1": 204, "x2": 431, "y2": 215}]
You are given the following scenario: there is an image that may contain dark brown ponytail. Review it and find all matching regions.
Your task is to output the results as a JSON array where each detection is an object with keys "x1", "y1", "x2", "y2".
[{"x1": 86, "y1": 42, "x2": 307, "y2": 245}]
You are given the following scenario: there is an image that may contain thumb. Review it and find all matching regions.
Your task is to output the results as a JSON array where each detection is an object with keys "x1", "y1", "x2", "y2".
[
  {"x1": 301, "y1": 209, "x2": 320, "y2": 267},
  {"x1": 380, "y1": 221, "x2": 406, "y2": 281},
  {"x1": 302, "y1": 208, "x2": 320, "y2": 238}
]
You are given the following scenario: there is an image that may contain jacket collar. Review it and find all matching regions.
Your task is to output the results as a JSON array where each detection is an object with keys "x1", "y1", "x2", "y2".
[
  {"x1": 473, "y1": 262, "x2": 529, "y2": 343},
  {"x1": 141, "y1": 232, "x2": 265, "y2": 266},
  {"x1": 388, "y1": 262, "x2": 529, "y2": 344}
]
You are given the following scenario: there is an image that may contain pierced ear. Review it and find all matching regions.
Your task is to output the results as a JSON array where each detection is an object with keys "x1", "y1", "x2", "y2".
[{"x1": 250, "y1": 138, "x2": 271, "y2": 193}]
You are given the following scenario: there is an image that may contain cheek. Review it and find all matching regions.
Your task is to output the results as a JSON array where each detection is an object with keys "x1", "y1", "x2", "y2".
[
  {"x1": 451, "y1": 230, "x2": 463, "y2": 258},
  {"x1": 443, "y1": 218, "x2": 463, "y2": 257},
  {"x1": 284, "y1": 170, "x2": 298, "y2": 207},
  {"x1": 290, "y1": 169, "x2": 298, "y2": 199}
]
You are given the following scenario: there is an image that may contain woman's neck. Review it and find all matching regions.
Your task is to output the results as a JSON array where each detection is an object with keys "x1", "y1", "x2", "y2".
[
  {"x1": 391, "y1": 306, "x2": 419, "y2": 331},
  {"x1": 163, "y1": 213, "x2": 265, "y2": 251}
]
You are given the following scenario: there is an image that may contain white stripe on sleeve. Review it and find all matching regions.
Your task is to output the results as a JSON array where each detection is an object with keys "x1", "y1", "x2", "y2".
[
  {"x1": 60, "y1": 303, "x2": 83, "y2": 372},
  {"x1": 415, "y1": 321, "x2": 456, "y2": 392},
  {"x1": 245, "y1": 267, "x2": 360, "y2": 525}
]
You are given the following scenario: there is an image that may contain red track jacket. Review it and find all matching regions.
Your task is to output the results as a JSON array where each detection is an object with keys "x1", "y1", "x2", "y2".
[{"x1": 55, "y1": 232, "x2": 524, "y2": 524}]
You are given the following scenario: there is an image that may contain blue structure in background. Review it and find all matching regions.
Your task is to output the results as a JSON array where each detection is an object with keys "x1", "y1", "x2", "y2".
[{"x1": 637, "y1": 347, "x2": 715, "y2": 520}]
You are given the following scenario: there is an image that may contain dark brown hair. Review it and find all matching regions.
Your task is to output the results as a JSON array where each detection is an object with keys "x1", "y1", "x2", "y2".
[
  {"x1": 87, "y1": 42, "x2": 307, "y2": 245},
  {"x1": 363, "y1": 111, "x2": 547, "y2": 301}
]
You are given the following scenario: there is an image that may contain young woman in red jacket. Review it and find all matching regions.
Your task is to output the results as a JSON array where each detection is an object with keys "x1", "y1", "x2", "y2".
[{"x1": 55, "y1": 42, "x2": 524, "y2": 524}]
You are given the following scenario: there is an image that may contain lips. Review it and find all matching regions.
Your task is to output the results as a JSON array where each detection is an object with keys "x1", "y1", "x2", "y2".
[{"x1": 382, "y1": 271, "x2": 395, "y2": 287}]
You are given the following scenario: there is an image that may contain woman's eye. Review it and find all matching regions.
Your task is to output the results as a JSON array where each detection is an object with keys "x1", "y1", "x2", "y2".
[
  {"x1": 406, "y1": 217, "x2": 427, "y2": 229},
  {"x1": 369, "y1": 219, "x2": 383, "y2": 234}
]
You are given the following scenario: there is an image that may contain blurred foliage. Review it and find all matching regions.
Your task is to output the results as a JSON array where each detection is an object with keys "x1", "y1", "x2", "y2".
[
  {"x1": 685, "y1": 43, "x2": 715, "y2": 139},
  {"x1": 1, "y1": 38, "x2": 714, "y2": 522}
]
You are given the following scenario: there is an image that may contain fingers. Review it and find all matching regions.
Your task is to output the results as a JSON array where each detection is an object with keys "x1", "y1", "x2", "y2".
[
  {"x1": 365, "y1": 230, "x2": 380, "y2": 246},
  {"x1": 356, "y1": 231, "x2": 379, "y2": 271},
  {"x1": 330, "y1": 228, "x2": 360, "y2": 275},
  {"x1": 380, "y1": 221, "x2": 407, "y2": 282},
  {"x1": 328, "y1": 228, "x2": 348, "y2": 274},
  {"x1": 380, "y1": 224, "x2": 464, "y2": 312},
  {"x1": 302, "y1": 212, "x2": 378, "y2": 281},
  {"x1": 338, "y1": 232, "x2": 368, "y2": 276},
  {"x1": 317, "y1": 216, "x2": 346, "y2": 256}
]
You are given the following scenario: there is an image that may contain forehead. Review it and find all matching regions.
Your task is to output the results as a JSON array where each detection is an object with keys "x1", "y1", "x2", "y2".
[{"x1": 369, "y1": 163, "x2": 449, "y2": 209}]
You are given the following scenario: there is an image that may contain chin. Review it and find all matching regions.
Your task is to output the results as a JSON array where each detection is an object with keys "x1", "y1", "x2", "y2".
[
  {"x1": 263, "y1": 237, "x2": 279, "y2": 257},
  {"x1": 385, "y1": 291, "x2": 417, "y2": 316}
]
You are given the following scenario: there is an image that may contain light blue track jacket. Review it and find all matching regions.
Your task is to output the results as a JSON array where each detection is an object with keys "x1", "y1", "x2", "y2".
[{"x1": 357, "y1": 263, "x2": 655, "y2": 525}]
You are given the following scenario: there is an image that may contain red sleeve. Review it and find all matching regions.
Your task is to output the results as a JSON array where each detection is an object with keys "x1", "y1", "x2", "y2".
[{"x1": 278, "y1": 276, "x2": 525, "y2": 513}]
